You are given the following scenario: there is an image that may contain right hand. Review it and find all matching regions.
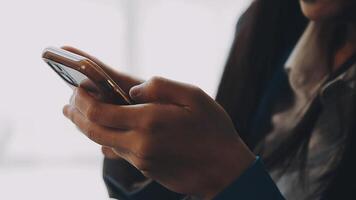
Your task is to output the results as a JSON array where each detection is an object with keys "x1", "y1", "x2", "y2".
[{"x1": 62, "y1": 46, "x2": 143, "y2": 160}]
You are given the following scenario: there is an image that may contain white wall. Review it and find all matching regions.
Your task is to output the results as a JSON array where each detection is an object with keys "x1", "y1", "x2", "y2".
[
  {"x1": 131, "y1": 0, "x2": 248, "y2": 96},
  {"x1": 0, "y1": 0, "x2": 249, "y2": 199}
]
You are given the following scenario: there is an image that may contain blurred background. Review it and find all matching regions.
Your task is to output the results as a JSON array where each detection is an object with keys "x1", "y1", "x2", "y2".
[{"x1": 0, "y1": 0, "x2": 249, "y2": 199}]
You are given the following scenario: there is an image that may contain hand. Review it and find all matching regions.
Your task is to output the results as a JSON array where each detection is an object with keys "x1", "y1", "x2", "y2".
[
  {"x1": 62, "y1": 46, "x2": 142, "y2": 160},
  {"x1": 64, "y1": 47, "x2": 152, "y2": 190},
  {"x1": 63, "y1": 61, "x2": 255, "y2": 200}
]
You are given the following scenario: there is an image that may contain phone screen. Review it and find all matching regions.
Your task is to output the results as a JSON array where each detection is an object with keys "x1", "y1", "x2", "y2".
[
  {"x1": 43, "y1": 47, "x2": 132, "y2": 104},
  {"x1": 47, "y1": 61, "x2": 88, "y2": 88},
  {"x1": 46, "y1": 60, "x2": 108, "y2": 100}
]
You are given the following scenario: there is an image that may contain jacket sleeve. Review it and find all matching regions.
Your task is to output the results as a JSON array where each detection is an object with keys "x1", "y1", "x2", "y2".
[
  {"x1": 103, "y1": 158, "x2": 184, "y2": 200},
  {"x1": 213, "y1": 157, "x2": 284, "y2": 200}
]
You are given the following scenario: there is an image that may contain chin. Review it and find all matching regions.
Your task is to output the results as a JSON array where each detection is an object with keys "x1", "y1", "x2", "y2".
[{"x1": 299, "y1": 0, "x2": 347, "y2": 21}]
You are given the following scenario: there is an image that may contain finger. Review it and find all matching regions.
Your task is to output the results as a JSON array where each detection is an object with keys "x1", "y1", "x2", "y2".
[
  {"x1": 61, "y1": 46, "x2": 109, "y2": 69},
  {"x1": 63, "y1": 105, "x2": 134, "y2": 149},
  {"x1": 129, "y1": 76, "x2": 202, "y2": 106},
  {"x1": 79, "y1": 79, "x2": 100, "y2": 95},
  {"x1": 73, "y1": 87, "x2": 140, "y2": 129},
  {"x1": 61, "y1": 46, "x2": 143, "y2": 92}
]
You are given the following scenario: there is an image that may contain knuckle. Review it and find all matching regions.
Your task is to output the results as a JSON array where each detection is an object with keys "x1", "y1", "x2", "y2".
[
  {"x1": 148, "y1": 76, "x2": 164, "y2": 93},
  {"x1": 149, "y1": 76, "x2": 164, "y2": 85},
  {"x1": 190, "y1": 86, "x2": 205, "y2": 99}
]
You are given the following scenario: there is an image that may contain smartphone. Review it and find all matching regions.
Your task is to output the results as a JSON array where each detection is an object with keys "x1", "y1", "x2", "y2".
[{"x1": 42, "y1": 47, "x2": 133, "y2": 105}]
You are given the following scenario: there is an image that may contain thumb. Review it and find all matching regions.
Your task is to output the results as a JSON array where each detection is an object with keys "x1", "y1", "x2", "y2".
[{"x1": 129, "y1": 76, "x2": 199, "y2": 105}]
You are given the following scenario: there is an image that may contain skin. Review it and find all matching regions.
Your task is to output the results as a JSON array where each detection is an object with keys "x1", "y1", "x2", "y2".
[
  {"x1": 62, "y1": 1, "x2": 356, "y2": 199},
  {"x1": 62, "y1": 47, "x2": 255, "y2": 199},
  {"x1": 299, "y1": 0, "x2": 353, "y2": 21},
  {"x1": 299, "y1": 0, "x2": 356, "y2": 69}
]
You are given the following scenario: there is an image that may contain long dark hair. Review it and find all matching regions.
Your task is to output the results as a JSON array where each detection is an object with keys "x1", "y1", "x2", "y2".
[
  {"x1": 216, "y1": 0, "x2": 356, "y2": 198},
  {"x1": 217, "y1": 0, "x2": 307, "y2": 142}
]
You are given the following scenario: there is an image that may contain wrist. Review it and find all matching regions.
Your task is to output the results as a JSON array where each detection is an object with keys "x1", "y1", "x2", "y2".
[
  {"x1": 202, "y1": 139, "x2": 256, "y2": 200},
  {"x1": 104, "y1": 158, "x2": 149, "y2": 191}
]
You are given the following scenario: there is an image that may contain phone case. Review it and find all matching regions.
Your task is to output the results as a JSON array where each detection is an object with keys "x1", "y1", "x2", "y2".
[{"x1": 42, "y1": 47, "x2": 133, "y2": 105}]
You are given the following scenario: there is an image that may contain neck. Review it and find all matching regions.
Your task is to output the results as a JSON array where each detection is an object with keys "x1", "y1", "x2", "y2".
[{"x1": 331, "y1": 22, "x2": 356, "y2": 71}]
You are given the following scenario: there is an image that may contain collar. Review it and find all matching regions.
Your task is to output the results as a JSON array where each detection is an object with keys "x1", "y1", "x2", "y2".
[{"x1": 284, "y1": 22, "x2": 356, "y2": 101}]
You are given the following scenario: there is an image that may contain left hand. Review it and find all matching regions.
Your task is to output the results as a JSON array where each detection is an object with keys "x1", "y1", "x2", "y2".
[{"x1": 63, "y1": 76, "x2": 255, "y2": 199}]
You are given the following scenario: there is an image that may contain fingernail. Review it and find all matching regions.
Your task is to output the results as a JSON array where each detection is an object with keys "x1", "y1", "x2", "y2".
[{"x1": 129, "y1": 85, "x2": 142, "y2": 99}]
